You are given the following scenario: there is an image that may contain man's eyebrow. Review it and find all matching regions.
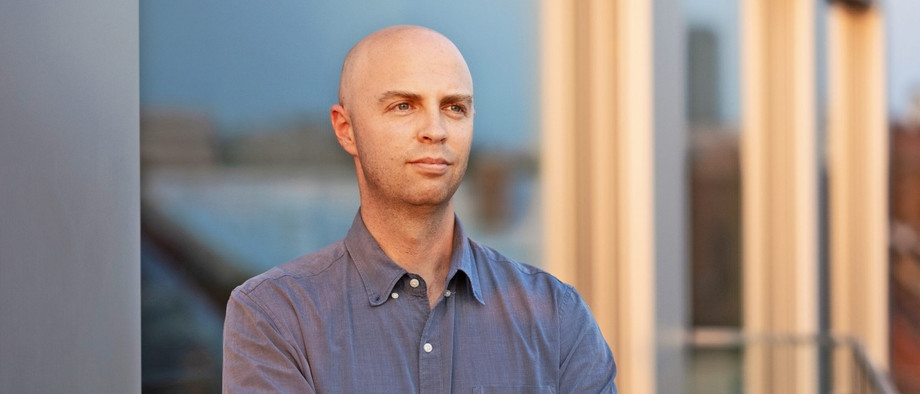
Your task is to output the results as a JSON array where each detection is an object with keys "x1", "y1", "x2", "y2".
[
  {"x1": 377, "y1": 91, "x2": 422, "y2": 103},
  {"x1": 441, "y1": 94, "x2": 474, "y2": 106}
]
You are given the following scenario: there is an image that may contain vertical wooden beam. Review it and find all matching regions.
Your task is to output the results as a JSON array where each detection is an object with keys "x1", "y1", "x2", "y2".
[
  {"x1": 541, "y1": 0, "x2": 654, "y2": 392},
  {"x1": 586, "y1": 0, "x2": 619, "y2": 351},
  {"x1": 540, "y1": 0, "x2": 578, "y2": 288},
  {"x1": 741, "y1": 0, "x2": 818, "y2": 392},
  {"x1": 827, "y1": 1, "x2": 888, "y2": 373},
  {"x1": 614, "y1": 1, "x2": 655, "y2": 392}
]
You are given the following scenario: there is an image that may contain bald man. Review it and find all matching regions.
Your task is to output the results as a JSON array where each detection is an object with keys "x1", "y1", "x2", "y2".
[{"x1": 222, "y1": 25, "x2": 617, "y2": 393}]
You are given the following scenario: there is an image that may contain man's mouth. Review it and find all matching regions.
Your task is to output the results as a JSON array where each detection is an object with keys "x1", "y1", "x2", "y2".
[{"x1": 409, "y1": 157, "x2": 451, "y2": 174}]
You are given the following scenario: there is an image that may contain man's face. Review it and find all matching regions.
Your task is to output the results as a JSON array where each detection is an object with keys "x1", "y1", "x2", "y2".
[{"x1": 334, "y1": 29, "x2": 474, "y2": 209}]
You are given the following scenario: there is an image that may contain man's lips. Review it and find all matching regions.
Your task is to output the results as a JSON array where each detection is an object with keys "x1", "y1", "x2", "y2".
[
  {"x1": 409, "y1": 157, "x2": 451, "y2": 174},
  {"x1": 410, "y1": 157, "x2": 450, "y2": 165}
]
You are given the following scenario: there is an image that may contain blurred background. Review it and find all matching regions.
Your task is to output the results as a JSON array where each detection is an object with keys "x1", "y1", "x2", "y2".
[
  {"x1": 140, "y1": 2, "x2": 540, "y2": 392},
  {"x1": 139, "y1": 0, "x2": 920, "y2": 393}
]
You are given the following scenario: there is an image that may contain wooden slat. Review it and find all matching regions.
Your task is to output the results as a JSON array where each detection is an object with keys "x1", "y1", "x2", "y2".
[
  {"x1": 741, "y1": 0, "x2": 818, "y2": 392},
  {"x1": 541, "y1": 0, "x2": 655, "y2": 392},
  {"x1": 827, "y1": 1, "x2": 889, "y2": 375}
]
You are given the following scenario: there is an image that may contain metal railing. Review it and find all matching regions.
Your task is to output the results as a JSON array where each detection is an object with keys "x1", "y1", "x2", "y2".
[{"x1": 688, "y1": 329, "x2": 899, "y2": 394}]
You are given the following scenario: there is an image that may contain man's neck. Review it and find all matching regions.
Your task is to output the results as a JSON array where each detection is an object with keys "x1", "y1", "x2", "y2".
[{"x1": 359, "y1": 200, "x2": 455, "y2": 308}]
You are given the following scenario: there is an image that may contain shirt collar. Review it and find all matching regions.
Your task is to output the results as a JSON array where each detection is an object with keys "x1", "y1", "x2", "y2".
[{"x1": 344, "y1": 210, "x2": 484, "y2": 307}]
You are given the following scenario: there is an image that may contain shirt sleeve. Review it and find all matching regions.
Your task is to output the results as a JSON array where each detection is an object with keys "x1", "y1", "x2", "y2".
[
  {"x1": 222, "y1": 287, "x2": 316, "y2": 394},
  {"x1": 558, "y1": 285, "x2": 618, "y2": 393}
]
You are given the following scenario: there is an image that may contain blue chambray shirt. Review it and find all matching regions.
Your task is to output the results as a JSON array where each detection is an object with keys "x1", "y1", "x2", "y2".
[{"x1": 223, "y1": 212, "x2": 617, "y2": 393}]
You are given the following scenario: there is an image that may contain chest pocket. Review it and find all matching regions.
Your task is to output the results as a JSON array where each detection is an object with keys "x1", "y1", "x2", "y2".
[{"x1": 473, "y1": 385, "x2": 555, "y2": 394}]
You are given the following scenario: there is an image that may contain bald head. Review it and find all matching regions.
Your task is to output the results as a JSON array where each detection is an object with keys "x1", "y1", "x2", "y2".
[
  {"x1": 337, "y1": 25, "x2": 473, "y2": 107},
  {"x1": 328, "y1": 24, "x2": 475, "y2": 215}
]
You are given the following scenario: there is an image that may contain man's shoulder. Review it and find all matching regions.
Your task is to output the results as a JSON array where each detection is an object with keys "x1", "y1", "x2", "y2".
[
  {"x1": 233, "y1": 240, "x2": 348, "y2": 297},
  {"x1": 470, "y1": 240, "x2": 549, "y2": 275},
  {"x1": 468, "y1": 238, "x2": 574, "y2": 295}
]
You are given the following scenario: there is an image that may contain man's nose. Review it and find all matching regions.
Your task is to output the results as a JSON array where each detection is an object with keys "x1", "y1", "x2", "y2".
[{"x1": 418, "y1": 108, "x2": 448, "y2": 143}]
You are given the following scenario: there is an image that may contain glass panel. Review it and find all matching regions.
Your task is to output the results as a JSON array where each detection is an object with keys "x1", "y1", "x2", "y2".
[
  {"x1": 140, "y1": 2, "x2": 541, "y2": 391},
  {"x1": 685, "y1": 0, "x2": 742, "y2": 327}
]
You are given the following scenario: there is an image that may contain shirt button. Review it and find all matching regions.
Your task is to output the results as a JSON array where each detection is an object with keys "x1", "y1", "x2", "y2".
[
  {"x1": 444, "y1": 290, "x2": 452, "y2": 297},
  {"x1": 423, "y1": 343, "x2": 433, "y2": 353},
  {"x1": 409, "y1": 278, "x2": 420, "y2": 288},
  {"x1": 391, "y1": 292, "x2": 399, "y2": 299}
]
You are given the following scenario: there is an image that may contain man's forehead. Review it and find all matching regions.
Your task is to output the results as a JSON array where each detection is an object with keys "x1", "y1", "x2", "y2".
[
  {"x1": 339, "y1": 25, "x2": 472, "y2": 104},
  {"x1": 359, "y1": 34, "x2": 465, "y2": 71}
]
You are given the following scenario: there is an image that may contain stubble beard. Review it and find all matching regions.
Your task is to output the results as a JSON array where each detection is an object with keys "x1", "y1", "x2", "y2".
[
  {"x1": 356, "y1": 155, "x2": 468, "y2": 214},
  {"x1": 375, "y1": 163, "x2": 465, "y2": 209}
]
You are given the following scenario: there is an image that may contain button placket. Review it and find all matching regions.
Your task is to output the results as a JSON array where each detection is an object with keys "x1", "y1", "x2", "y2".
[{"x1": 417, "y1": 287, "x2": 450, "y2": 394}]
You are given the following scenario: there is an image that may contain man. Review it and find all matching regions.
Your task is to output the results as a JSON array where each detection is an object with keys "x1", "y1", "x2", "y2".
[{"x1": 223, "y1": 25, "x2": 617, "y2": 393}]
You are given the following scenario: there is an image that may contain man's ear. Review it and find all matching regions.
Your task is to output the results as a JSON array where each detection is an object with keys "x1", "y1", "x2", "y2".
[{"x1": 330, "y1": 104, "x2": 358, "y2": 157}]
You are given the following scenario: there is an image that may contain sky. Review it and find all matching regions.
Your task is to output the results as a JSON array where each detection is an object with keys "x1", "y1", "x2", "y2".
[
  {"x1": 140, "y1": 0, "x2": 540, "y2": 150},
  {"x1": 887, "y1": 0, "x2": 920, "y2": 118},
  {"x1": 141, "y1": 0, "x2": 920, "y2": 147}
]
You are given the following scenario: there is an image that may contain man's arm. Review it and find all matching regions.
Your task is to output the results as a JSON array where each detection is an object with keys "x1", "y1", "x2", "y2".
[
  {"x1": 558, "y1": 285, "x2": 618, "y2": 393},
  {"x1": 223, "y1": 287, "x2": 315, "y2": 393}
]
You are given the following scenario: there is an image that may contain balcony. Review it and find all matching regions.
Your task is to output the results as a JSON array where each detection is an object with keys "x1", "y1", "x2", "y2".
[{"x1": 689, "y1": 329, "x2": 898, "y2": 394}]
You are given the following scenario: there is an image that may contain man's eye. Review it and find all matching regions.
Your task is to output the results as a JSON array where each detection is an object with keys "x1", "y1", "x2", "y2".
[
  {"x1": 396, "y1": 103, "x2": 411, "y2": 111},
  {"x1": 448, "y1": 104, "x2": 466, "y2": 114}
]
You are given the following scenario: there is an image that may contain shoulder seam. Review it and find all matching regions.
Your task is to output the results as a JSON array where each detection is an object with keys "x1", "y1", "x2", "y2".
[
  {"x1": 472, "y1": 241, "x2": 552, "y2": 277},
  {"x1": 233, "y1": 287, "x2": 298, "y2": 350},
  {"x1": 239, "y1": 242, "x2": 348, "y2": 295}
]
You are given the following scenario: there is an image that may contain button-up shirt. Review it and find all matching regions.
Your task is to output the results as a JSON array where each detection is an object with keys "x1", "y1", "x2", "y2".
[{"x1": 223, "y1": 212, "x2": 617, "y2": 393}]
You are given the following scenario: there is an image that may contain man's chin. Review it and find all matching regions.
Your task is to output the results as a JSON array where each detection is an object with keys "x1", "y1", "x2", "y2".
[{"x1": 402, "y1": 187, "x2": 459, "y2": 208}]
